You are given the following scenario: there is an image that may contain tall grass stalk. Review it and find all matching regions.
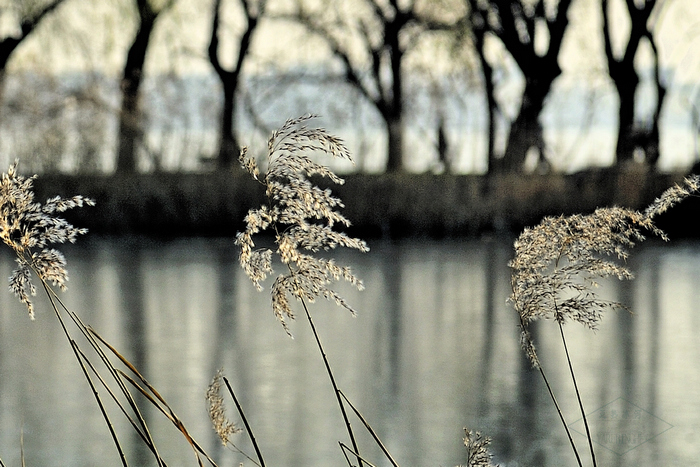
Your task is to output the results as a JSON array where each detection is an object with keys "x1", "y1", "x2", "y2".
[
  {"x1": 300, "y1": 294, "x2": 363, "y2": 466},
  {"x1": 339, "y1": 443, "x2": 378, "y2": 467},
  {"x1": 510, "y1": 175, "x2": 700, "y2": 465},
  {"x1": 222, "y1": 376, "x2": 266, "y2": 467},
  {"x1": 459, "y1": 430, "x2": 498, "y2": 467},
  {"x1": 207, "y1": 371, "x2": 262, "y2": 464},
  {"x1": 559, "y1": 321, "x2": 596, "y2": 467},
  {"x1": 339, "y1": 390, "x2": 400, "y2": 467},
  {"x1": 1, "y1": 161, "x2": 219, "y2": 467},
  {"x1": 235, "y1": 115, "x2": 398, "y2": 466}
]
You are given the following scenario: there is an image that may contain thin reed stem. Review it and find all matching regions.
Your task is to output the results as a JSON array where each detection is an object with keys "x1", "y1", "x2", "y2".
[
  {"x1": 339, "y1": 391, "x2": 400, "y2": 467},
  {"x1": 69, "y1": 339, "x2": 129, "y2": 467},
  {"x1": 559, "y1": 322, "x2": 597, "y2": 467},
  {"x1": 300, "y1": 297, "x2": 363, "y2": 467},
  {"x1": 520, "y1": 318, "x2": 583, "y2": 467},
  {"x1": 20, "y1": 427, "x2": 24, "y2": 467},
  {"x1": 40, "y1": 279, "x2": 167, "y2": 466},
  {"x1": 536, "y1": 364, "x2": 584, "y2": 467},
  {"x1": 222, "y1": 376, "x2": 265, "y2": 467},
  {"x1": 41, "y1": 280, "x2": 133, "y2": 467},
  {"x1": 42, "y1": 284, "x2": 154, "y2": 437},
  {"x1": 339, "y1": 443, "x2": 378, "y2": 467},
  {"x1": 40, "y1": 277, "x2": 219, "y2": 467},
  {"x1": 72, "y1": 340, "x2": 158, "y2": 453}
]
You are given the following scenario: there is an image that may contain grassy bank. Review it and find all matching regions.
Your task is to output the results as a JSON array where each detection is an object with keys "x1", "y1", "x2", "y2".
[{"x1": 33, "y1": 166, "x2": 699, "y2": 238}]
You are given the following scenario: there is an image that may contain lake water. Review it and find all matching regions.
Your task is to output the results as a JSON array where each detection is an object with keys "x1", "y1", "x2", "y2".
[{"x1": 1, "y1": 236, "x2": 699, "y2": 467}]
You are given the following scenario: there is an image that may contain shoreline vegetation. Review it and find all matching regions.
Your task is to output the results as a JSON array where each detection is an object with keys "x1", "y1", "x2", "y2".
[{"x1": 34, "y1": 166, "x2": 700, "y2": 239}]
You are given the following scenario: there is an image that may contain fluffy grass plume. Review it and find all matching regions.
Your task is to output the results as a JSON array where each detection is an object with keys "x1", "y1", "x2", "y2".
[
  {"x1": 206, "y1": 369, "x2": 241, "y2": 446},
  {"x1": 509, "y1": 175, "x2": 700, "y2": 367},
  {"x1": 236, "y1": 115, "x2": 369, "y2": 333},
  {"x1": 0, "y1": 161, "x2": 94, "y2": 318},
  {"x1": 459, "y1": 429, "x2": 498, "y2": 467}
]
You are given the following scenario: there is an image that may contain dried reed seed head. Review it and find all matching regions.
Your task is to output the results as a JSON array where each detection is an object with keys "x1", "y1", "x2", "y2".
[
  {"x1": 510, "y1": 176, "x2": 700, "y2": 366},
  {"x1": 461, "y1": 429, "x2": 498, "y2": 467},
  {"x1": 644, "y1": 174, "x2": 700, "y2": 220},
  {"x1": 269, "y1": 115, "x2": 352, "y2": 164},
  {"x1": 236, "y1": 116, "x2": 368, "y2": 335},
  {"x1": 206, "y1": 370, "x2": 241, "y2": 445},
  {"x1": 238, "y1": 146, "x2": 260, "y2": 181},
  {"x1": 1, "y1": 161, "x2": 94, "y2": 319}
]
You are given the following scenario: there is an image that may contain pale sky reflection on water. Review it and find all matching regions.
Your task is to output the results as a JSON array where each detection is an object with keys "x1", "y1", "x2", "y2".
[{"x1": 0, "y1": 237, "x2": 699, "y2": 466}]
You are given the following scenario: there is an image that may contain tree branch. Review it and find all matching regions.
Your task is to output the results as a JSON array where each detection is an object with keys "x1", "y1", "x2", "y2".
[
  {"x1": 290, "y1": 9, "x2": 379, "y2": 107},
  {"x1": 0, "y1": 0, "x2": 67, "y2": 69},
  {"x1": 545, "y1": 0, "x2": 572, "y2": 61}
]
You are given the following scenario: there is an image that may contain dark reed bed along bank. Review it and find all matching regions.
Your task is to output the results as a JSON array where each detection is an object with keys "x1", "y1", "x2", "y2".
[{"x1": 32, "y1": 166, "x2": 700, "y2": 239}]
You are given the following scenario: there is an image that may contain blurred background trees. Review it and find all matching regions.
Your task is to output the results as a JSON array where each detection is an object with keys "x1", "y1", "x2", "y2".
[
  {"x1": 208, "y1": 0, "x2": 267, "y2": 170},
  {"x1": 0, "y1": 0, "x2": 66, "y2": 103},
  {"x1": 289, "y1": 0, "x2": 463, "y2": 173},
  {"x1": 0, "y1": 0, "x2": 697, "y2": 175},
  {"x1": 602, "y1": 0, "x2": 667, "y2": 167},
  {"x1": 116, "y1": 0, "x2": 177, "y2": 173},
  {"x1": 467, "y1": 0, "x2": 573, "y2": 173}
]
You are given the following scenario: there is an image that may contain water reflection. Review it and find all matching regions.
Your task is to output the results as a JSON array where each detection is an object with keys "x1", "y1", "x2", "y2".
[{"x1": 1, "y1": 237, "x2": 699, "y2": 466}]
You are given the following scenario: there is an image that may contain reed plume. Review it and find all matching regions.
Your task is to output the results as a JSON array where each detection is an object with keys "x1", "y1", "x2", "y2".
[
  {"x1": 459, "y1": 429, "x2": 498, "y2": 467},
  {"x1": 0, "y1": 161, "x2": 94, "y2": 319},
  {"x1": 508, "y1": 175, "x2": 700, "y2": 467},
  {"x1": 509, "y1": 175, "x2": 700, "y2": 367},
  {"x1": 236, "y1": 115, "x2": 369, "y2": 334},
  {"x1": 236, "y1": 115, "x2": 373, "y2": 466},
  {"x1": 206, "y1": 370, "x2": 242, "y2": 446},
  {"x1": 1, "y1": 162, "x2": 221, "y2": 466}
]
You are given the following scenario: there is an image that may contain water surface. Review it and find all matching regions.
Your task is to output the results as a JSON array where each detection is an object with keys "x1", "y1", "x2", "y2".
[{"x1": 1, "y1": 237, "x2": 699, "y2": 466}]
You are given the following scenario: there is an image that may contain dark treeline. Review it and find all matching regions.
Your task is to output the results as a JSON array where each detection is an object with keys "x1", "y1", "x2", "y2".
[
  {"x1": 0, "y1": 0, "x2": 694, "y2": 175},
  {"x1": 33, "y1": 168, "x2": 700, "y2": 238}
]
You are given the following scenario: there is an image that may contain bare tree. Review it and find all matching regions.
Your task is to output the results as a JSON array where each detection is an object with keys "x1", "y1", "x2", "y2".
[
  {"x1": 469, "y1": 0, "x2": 573, "y2": 172},
  {"x1": 602, "y1": 0, "x2": 667, "y2": 168},
  {"x1": 208, "y1": 0, "x2": 267, "y2": 170},
  {"x1": 290, "y1": 0, "x2": 457, "y2": 173},
  {"x1": 0, "y1": 0, "x2": 67, "y2": 104},
  {"x1": 463, "y1": 0, "x2": 500, "y2": 172},
  {"x1": 116, "y1": 0, "x2": 176, "y2": 174}
]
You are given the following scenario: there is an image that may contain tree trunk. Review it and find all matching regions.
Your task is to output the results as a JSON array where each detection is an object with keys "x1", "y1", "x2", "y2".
[
  {"x1": 482, "y1": 57, "x2": 498, "y2": 172},
  {"x1": 472, "y1": 15, "x2": 498, "y2": 172},
  {"x1": 613, "y1": 66, "x2": 639, "y2": 164},
  {"x1": 0, "y1": 39, "x2": 18, "y2": 72},
  {"x1": 385, "y1": 115, "x2": 403, "y2": 173},
  {"x1": 385, "y1": 20, "x2": 405, "y2": 173},
  {"x1": 501, "y1": 73, "x2": 557, "y2": 172},
  {"x1": 603, "y1": 0, "x2": 665, "y2": 169},
  {"x1": 116, "y1": 4, "x2": 156, "y2": 174},
  {"x1": 472, "y1": 0, "x2": 572, "y2": 173},
  {"x1": 218, "y1": 79, "x2": 239, "y2": 169},
  {"x1": 644, "y1": 31, "x2": 667, "y2": 167},
  {"x1": 644, "y1": 81, "x2": 666, "y2": 166},
  {"x1": 0, "y1": 0, "x2": 66, "y2": 121},
  {"x1": 0, "y1": 68, "x2": 7, "y2": 119},
  {"x1": 208, "y1": 0, "x2": 263, "y2": 170}
]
